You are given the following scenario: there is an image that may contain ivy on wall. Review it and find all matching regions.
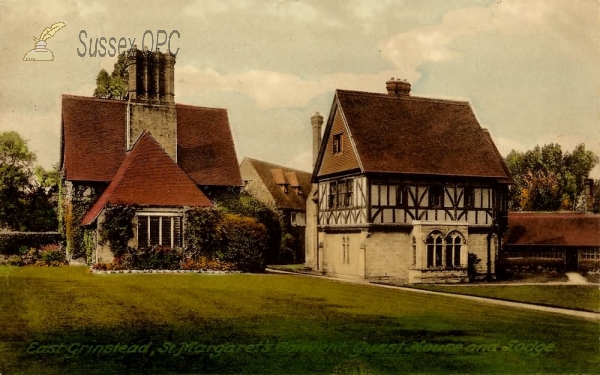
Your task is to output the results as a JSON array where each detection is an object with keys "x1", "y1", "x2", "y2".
[
  {"x1": 59, "y1": 180, "x2": 100, "y2": 261},
  {"x1": 98, "y1": 204, "x2": 137, "y2": 257}
]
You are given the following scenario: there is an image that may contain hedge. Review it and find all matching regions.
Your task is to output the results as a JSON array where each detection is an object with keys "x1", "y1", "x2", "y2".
[
  {"x1": 496, "y1": 257, "x2": 565, "y2": 280},
  {"x1": 0, "y1": 232, "x2": 61, "y2": 255}
]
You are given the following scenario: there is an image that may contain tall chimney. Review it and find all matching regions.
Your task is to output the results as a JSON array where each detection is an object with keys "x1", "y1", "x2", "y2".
[
  {"x1": 385, "y1": 78, "x2": 411, "y2": 97},
  {"x1": 126, "y1": 47, "x2": 176, "y2": 104},
  {"x1": 311, "y1": 112, "x2": 323, "y2": 168},
  {"x1": 584, "y1": 178, "x2": 594, "y2": 212},
  {"x1": 125, "y1": 47, "x2": 178, "y2": 161}
]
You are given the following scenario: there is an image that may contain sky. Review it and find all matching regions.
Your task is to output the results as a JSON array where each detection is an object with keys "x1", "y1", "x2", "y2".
[{"x1": 1, "y1": 0, "x2": 599, "y2": 178}]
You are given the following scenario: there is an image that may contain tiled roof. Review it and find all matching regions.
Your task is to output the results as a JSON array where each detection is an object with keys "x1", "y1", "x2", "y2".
[
  {"x1": 176, "y1": 104, "x2": 242, "y2": 186},
  {"x1": 317, "y1": 90, "x2": 512, "y2": 179},
  {"x1": 61, "y1": 95, "x2": 242, "y2": 186},
  {"x1": 61, "y1": 96, "x2": 128, "y2": 181},
  {"x1": 505, "y1": 212, "x2": 600, "y2": 247},
  {"x1": 242, "y1": 157, "x2": 312, "y2": 211},
  {"x1": 81, "y1": 132, "x2": 212, "y2": 225}
]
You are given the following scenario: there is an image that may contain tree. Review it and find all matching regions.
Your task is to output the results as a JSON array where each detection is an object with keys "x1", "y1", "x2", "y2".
[
  {"x1": 93, "y1": 52, "x2": 128, "y2": 100},
  {"x1": 0, "y1": 132, "x2": 57, "y2": 231},
  {"x1": 506, "y1": 143, "x2": 599, "y2": 211}
]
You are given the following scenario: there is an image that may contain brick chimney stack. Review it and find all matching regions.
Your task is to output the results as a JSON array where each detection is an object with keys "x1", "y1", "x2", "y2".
[
  {"x1": 125, "y1": 46, "x2": 178, "y2": 161},
  {"x1": 127, "y1": 46, "x2": 175, "y2": 104},
  {"x1": 386, "y1": 78, "x2": 411, "y2": 97},
  {"x1": 311, "y1": 112, "x2": 323, "y2": 168}
]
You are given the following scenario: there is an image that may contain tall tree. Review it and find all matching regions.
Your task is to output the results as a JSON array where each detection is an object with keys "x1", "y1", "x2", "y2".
[
  {"x1": 506, "y1": 143, "x2": 598, "y2": 211},
  {"x1": 0, "y1": 132, "x2": 57, "y2": 231},
  {"x1": 93, "y1": 52, "x2": 128, "y2": 100}
]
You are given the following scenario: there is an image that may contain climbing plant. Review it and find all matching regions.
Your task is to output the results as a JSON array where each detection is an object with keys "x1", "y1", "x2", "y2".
[{"x1": 98, "y1": 204, "x2": 137, "y2": 257}]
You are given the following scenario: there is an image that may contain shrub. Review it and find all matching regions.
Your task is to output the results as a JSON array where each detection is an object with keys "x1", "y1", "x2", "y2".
[
  {"x1": 579, "y1": 259, "x2": 600, "y2": 273},
  {"x1": 40, "y1": 248, "x2": 67, "y2": 265},
  {"x1": 211, "y1": 190, "x2": 282, "y2": 265},
  {"x1": 21, "y1": 248, "x2": 40, "y2": 266},
  {"x1": 184, "y1": 208, "x2": 225, "y2": 259},
  {"x1": 7, "y1": 255, "x2": 21, "y2": 266},
  {"x1": 181, "y1": 256, "x2": 235, "y2": 271},
  {"x1": 467, "y1": 252, "x2": 481, "y2": 281},
  {"x1": 497, "y1": 257, "x2": 565, "y2": 280},
  {"x1": 217, "y1": 213, "x2": 267, "y2": 272},
  {"x1": 0, "y1": 232, "x2": 61, "y2": 256}
]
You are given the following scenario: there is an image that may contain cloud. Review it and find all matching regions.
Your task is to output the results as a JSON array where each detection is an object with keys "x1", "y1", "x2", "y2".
[
  {"x1": 285, "y1": 149, "x2": 313, "y2": 173},
  {"x1": 177, "y1": 65, "x2": 408, "y2": 109},
  {"x1": 380, "y1": 0, "x2": 600, "y2": 83}
]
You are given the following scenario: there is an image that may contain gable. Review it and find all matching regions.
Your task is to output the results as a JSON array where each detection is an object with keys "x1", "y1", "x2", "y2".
[
  {"x1": 81, "y1": 132, "x2": 212, "y2": 225},
  {"x1": 316, "y1": 106, "x2": 361, "y2": 177}
]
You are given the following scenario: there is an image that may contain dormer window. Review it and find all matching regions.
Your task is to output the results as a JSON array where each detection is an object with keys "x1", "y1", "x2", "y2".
[
  {"x1": 333, "y1": 133, "x2": 343, "y2": 154},
  {"x1": 293, "y1": 186, "x2": 303, "y2": 196}
]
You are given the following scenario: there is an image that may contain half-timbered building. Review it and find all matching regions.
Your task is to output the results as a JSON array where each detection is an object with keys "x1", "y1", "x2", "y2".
[{"x1": 306, "y1": 79, "x2": 512, "y2": 283}]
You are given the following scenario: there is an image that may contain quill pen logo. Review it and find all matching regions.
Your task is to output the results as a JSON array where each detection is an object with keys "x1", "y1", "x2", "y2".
[{"x1": 24, "y1": 22, "x2": 66, "y2": 61}]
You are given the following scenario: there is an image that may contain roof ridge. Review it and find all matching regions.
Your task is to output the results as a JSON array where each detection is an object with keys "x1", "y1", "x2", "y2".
[
  {"x1": 62, "y1": 94, "x2": 228, "y2": 112},
  {"x1": 62, "y1": 94, "x2": 128, "y2": 105},
  {"x1": 335, "y1": 89, "x2": 470, "y2": 106},
  {"x1": 245, "y1": 157, "x2": 311, "y2": 175}
]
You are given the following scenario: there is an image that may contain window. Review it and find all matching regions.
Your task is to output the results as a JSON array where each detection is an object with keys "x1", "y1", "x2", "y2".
[
  {"x1": 429, "y1": 185, "x2": 444, "y2": 208},
  {"x1": 426, "y1": 232, "x2": 443, "y2": 268},
  {"x1": 137, "y1": 215, "x2": 182, "y2": 249},
  {"x1": 463, "y1": 187, "x2": 475, "y2": 208},
  {"x1": 342, "y1": 236, "x2": 350, "y2": 264},
  {"x1": 328, "y1": 180, "x2": 353, "y2": 209},
  {"x1": 582, "y1": 249, "x2": 600, "y2": 260},
  {"x1": 333, "y1": 133, "x2": 343, "y2": 154},
  {"x1": 397, "y1": 186, "x2": 409, "y2": 207},
  {"x1": 291, "y1": 212, "x2": 306, "y2": 226},
  {"x1": 412, "y1": 236, "x2": 417, "y2": 266},
  {"x1": 445, "y1": 233, "x2": 462, "y2": 267}
]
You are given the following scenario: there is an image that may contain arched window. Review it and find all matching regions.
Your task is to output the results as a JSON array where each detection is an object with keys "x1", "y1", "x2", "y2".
[
  {"x1": 426, "y1": 232, "x2": 443, "y2": 268},
  {"x1": 445, "y1": 232, "x2": 463, "y2": 267}
]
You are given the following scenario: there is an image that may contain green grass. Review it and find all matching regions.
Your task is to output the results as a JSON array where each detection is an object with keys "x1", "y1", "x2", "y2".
[
  {"x1": 408, "y1": 284, "x2": 600, "y2": 313},
  {"x1": 0, "y1": 266, "x2": 598, "y2": 374}
]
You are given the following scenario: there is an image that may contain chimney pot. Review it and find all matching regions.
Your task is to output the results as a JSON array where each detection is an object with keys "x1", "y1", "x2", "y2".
[{"x1": 386, "y1": 78, "x2": 411, "y2": 97}]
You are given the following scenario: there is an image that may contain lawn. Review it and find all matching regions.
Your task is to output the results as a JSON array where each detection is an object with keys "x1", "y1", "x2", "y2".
[
  {"x1": 408, "y1": 284, "x2": 600, "y2": 313},
  {"x1": 0, "y1": 266, "x2": 597, "y2": 375}
]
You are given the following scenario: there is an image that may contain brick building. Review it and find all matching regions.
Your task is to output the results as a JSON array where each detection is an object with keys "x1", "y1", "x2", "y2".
[
  {"x1": 306, "y1": 79, "x2": 512, "y2": 283},
  {"x1": 60, "y1": 47, "x2": 242, "y2": 262}
]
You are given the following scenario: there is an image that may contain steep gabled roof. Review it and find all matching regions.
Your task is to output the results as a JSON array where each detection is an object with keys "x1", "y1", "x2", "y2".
[
  {"x1": 241, "y1": 157, "x2": 312, "y2": 211},
  {"x1": 314, "y1": 89, "x2": 512, "y2": 180},
  {"x1": 61, "y1": 95, "x2": 242, "y2": 186},
  {"x1": 176, "y1": 104, "x2": 242, "y2": 186},
  {"x1": 81, "y1": 132, "x2": 212, "y2": 225},
  {"x1": 505, "y1": 212, "x2": 600, "y2": 247}
]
